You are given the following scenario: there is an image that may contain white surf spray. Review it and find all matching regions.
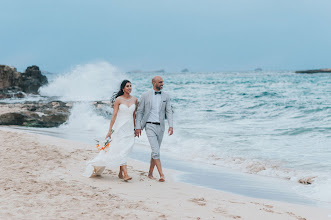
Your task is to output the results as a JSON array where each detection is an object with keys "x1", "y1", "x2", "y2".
[
  {"x1": 58, "y1": 102, "x2": 110, "y2": 141},
  {"x1": 38, "y1": 61, "x2": 129, "y2": 142},
  {"x1": 40, "y1": 61, "x2": 125, "y2": 101}
]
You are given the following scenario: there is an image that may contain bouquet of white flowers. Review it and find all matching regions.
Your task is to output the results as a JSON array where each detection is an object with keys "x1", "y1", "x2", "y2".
[{"x1": 95, "y1": 129, "x2": 114, "y2": 152}]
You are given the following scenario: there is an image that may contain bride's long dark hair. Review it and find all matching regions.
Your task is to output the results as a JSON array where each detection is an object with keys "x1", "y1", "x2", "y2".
[{"x1": 110, "y1": 80, "x2": 131, "y2": 107}]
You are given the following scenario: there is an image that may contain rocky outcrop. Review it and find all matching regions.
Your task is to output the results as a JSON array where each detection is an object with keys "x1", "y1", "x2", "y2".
[
  {"x1": 295, "y1": 68, "x2": 331, "y2": 74},
  {"x1": 0, "y1": 65, "x2": 48, "y2": 98},
  {"x1": 20, "y1": 65, "x2": 48, "y2": 93},
  {"x1": 0, "y1": 65, "x2": 69, "y2": 127},
  {"x1": 0, "y1": 113, "x2": 25, "y2": 125},
  {"x1": 0, "y1": 65, "x2": 21, "y2": 89},
  {"x1": 0, "y1": 101, "x2": 71, "y2": 127},
  {"x1": 0, "y1": 88, "x2": 25, "y2": 99}
]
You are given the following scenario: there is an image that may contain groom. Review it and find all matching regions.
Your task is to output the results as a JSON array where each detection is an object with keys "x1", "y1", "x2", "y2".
[{"x1": 135, "y1": 76, "x2": 173, "y2": 182}]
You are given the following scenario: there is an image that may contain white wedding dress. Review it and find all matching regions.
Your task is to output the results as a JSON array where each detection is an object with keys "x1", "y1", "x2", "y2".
[{"x1": 83, "y1": 104, "x2": 135, "y2": 177}]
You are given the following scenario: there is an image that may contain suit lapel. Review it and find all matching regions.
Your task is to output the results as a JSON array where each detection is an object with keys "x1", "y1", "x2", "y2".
[{"x1": 146, "y1": 90, "x2": 153, "y2": 112}]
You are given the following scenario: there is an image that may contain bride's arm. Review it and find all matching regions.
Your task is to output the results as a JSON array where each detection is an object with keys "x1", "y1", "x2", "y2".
[
  {"x1": 106, "y1": 98, "x2": 120, "y2": 138},
  {"x1": 135, "y1": 95, "x2": 144, "y2": 137}
]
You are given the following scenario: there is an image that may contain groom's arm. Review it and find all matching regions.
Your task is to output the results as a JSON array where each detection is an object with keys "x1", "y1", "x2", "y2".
[
  {"x1": 165, "y1": 94, "x2": 173, "y2": 135},
  {"x1": 135, "y1": 94, "x2": 145, "y2": 130}
]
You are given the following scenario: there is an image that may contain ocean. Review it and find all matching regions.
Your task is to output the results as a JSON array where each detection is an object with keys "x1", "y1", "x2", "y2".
[{"x1": 4, "y1": 61, "x2": 331, "y2": 205}]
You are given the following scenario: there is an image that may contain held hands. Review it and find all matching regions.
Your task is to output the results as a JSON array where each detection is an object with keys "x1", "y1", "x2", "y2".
[
  {"x1": 135, "y1": 129, "x2": 142, "y2": 137},
  {"x1": 134, "y1": 128, "x2": 172, "y2": 137},
  {"x1": 168, "y1": 127, "x2": 173, "y2": 136}
]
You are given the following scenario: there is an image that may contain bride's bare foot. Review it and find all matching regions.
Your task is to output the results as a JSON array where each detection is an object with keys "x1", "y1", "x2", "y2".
[
  {"x1": 148, "y1": 173, "x2": 156, "y2": 180},
  {"x1": 118, "y1": 172, "x2": 124, "y2": 179},
  {"x1": 123, "y1": 176, "x2": 132, "y2": 182},
  {"x1": 159, "y1": 176, "x2": 165, "y2": 182}
]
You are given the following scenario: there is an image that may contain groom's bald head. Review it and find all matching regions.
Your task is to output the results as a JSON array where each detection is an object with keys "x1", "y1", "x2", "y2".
[
  {"x1": 152, "y1": 76, "x2": 164, "y2": 91},
  {"x1": 152, "y1": 76, "x2": 162, "y2": 83}
]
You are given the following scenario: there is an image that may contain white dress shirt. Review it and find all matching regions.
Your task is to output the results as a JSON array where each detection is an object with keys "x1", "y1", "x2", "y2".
[{"x1": 147, "y1": 90, "x2": 161, "y2": 123}]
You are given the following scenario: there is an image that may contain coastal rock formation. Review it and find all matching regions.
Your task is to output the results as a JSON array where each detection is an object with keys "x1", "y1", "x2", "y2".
[
  {"x1": 0, "y1": 101, "x2": 71, "y2": 127},
  {"x1": 20, "y1": 65, "x2": 48, "y2": 94},
  {"x1": 0, "y1": 65, "x2": 21, "y2": 89},
  {"x1": 0, "y1": 89, "x2": 25, "y2": 99},
  {"x1": 0, "y1": 113, "x2": 25, "y2": 125},
  {"x1": 295, "y1": 68, "x2": 331, "y2": 74},
  {"x1": 0, "y1": 65, "x2": 48, "y2": 98}
]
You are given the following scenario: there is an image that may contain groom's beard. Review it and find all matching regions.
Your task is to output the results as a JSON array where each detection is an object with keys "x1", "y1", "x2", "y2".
[{"x1": 156, "y1": 85, "x2": 162, "y2": 90}]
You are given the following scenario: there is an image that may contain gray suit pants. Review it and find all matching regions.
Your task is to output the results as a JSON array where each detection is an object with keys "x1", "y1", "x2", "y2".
[{"x1": 145, "y1": 123, "x2": 164, "y2": 159}]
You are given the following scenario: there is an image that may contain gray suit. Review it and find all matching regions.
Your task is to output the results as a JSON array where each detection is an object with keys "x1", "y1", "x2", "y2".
[{"x1": 135, "y1": 89, "x2": 173, "y2": 159}]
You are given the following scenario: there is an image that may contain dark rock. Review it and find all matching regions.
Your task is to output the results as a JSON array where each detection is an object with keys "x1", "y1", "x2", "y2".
[
  {"x1": 22, "y1": 113, "x2": 41, "y2": 127},
  {"x1": 295, "y1": 68, "x2": 331, "y2": 74},
  {"x1": 39, "y1": 113, "x2": 69, "y2": 127},
  {"x1": 0, "y1": 112, "x2": 25, "y2": 125},
  {"x1": 15, "y1": 92, "x2": 25, "y2": 98},
  {"x1": 19, "y1": 65, "x2": 48, "y2": 94},
  {"x1": 0, "y1": 101, "x2": 71, "y2": 127},
  {"x1": 0, "y1": 92, "x2": 26, "y2": 99},
  {"x1": 27, "y1": 106, "x2": 37, "y2": 111},
  {"x1": 0, "y1": 65, "x2": 21, "y2": 89},
  {"x1": 50, "y1": 101, "x2": 67, "y2": 108},
  {"x1": 181, "y1": 68, "x2": 189, "y2": 73},
  {"x1": 0, "y1": 65, "x2": 48, "y2": 98},
  {"x1": 21, "y1": 112, "x2": 69, "y2": 127},
  {"x1": 0, "y1": 87, "x2": 26, "y2": 99}
]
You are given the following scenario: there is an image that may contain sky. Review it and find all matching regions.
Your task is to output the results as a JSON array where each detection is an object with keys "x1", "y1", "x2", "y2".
[{"x1": 1, "y1": 0, "x2": 331, "y2": 73}]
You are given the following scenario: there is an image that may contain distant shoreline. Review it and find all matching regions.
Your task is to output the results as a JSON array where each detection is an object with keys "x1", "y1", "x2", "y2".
[{"x1": 295, "y1": 68, "x2": 331, "y2": 74}]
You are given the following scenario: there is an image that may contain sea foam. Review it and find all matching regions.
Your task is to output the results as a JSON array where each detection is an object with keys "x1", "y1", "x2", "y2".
[{"x1": 39, "y1": 61, "x2": 126, "y2": 101}]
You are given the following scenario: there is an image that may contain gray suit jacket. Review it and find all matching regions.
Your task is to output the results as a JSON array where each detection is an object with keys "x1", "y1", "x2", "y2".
[{"x1": 135, "y1": 90, "x2": 173, "y2": 131}]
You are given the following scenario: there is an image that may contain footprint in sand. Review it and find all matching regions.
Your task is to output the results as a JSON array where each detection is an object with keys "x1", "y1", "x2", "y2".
[
  {"x1": 139, "y1": 171, "x2": 148, "y2": 176},
  {"x1": 214, "y1": 207, "x2": 241, "y2": 219},
  {"x1": 286, "y1": 212, "x2": 306, "y2": 220},
  {"x1": 189, "y1": 197, "x2": 206, "y2": 206},
  {"x1": 261, "y1": 208, "x2": 274, "y2": 213},
  {"x1": 158, "y1": 214, "x2": 167, "y2": 220}
]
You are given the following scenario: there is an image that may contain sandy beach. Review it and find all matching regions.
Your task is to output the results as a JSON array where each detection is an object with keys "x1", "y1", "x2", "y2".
[{"x1": 0, "y1": 128, "x2": 329, "y2": 219}]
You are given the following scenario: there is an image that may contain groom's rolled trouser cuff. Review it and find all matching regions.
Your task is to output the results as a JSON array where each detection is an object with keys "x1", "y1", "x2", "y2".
[{"x1": 145, "y1": 123, "x2": 164, "y2": 159}]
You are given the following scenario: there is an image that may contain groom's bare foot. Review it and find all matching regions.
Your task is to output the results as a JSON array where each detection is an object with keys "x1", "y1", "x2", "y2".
[
  {"x1": 159, "y1": 176, "x2": 165, "y2": 182},
  {"x1": 123, "y1": 176, "x2": 132, "y2": 182}
]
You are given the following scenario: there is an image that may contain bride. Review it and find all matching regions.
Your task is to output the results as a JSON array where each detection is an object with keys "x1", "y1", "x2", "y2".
[{"x1": 84, "y1": 80, "x2": 137, "y2": 181}]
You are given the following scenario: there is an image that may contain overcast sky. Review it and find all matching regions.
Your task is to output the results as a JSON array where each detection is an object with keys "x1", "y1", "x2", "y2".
[{"x1": 1, "y1": 0, "x2": 331, "y2": 73}]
